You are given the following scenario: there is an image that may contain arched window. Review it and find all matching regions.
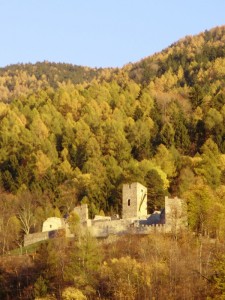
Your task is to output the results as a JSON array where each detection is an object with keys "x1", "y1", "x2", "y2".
[{"x1": 128, "y1": 199, "x2": 131, "y2": 206}]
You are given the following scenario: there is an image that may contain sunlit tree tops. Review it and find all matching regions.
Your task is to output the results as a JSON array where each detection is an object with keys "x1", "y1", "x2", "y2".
[{"x1": 0, "y1": 25, "x2": 225, "y2": 218}]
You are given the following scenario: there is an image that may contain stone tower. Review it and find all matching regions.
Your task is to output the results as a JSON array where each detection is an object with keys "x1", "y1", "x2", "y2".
[
  {"x1": 122, "y1": 182, "x2": 147, "y2": 219},
  {"x1": 73, "y1": 204, "x2": 89, "y2": 223},
  {"x1": 165, "y1": 196, "x2": 187, "y2": 231}
]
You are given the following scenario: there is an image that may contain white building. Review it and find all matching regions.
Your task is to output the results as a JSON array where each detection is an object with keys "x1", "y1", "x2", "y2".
[{"x1": 42, "y1": 217, "x2": 66, "y2": 232}]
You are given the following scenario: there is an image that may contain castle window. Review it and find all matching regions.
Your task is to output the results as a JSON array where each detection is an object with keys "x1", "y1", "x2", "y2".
[
  {"x1": 128, "y1": 199, "x2": 131, "y2": 206},
  {"x1": 50, "y1": 225, "x2": 52, "y2": 228}
]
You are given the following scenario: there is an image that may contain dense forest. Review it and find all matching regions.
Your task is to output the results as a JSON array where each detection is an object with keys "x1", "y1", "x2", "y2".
[{"x1": 1, "y1": 25, "x2": 225, "y2": 299}]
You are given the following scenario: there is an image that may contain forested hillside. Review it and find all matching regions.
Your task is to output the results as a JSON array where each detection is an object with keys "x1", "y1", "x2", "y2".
[
  {"x1": 1, "y1": 25, "x2": 225, "y2": 300},
  {"x1": 0, "y1": 25, "x2": 225, "y2": 250}
]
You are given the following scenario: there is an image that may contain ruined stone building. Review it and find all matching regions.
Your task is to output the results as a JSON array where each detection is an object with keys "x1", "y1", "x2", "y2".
[
  {"x1": 24, "y1": 182, "x2": 187, "y2": 246},
  {"x1": 122, "y1": 182, "x2": 147, "y2": 219},
  {"x1": 42, "y1": 217, "x2": 66, "y2": 232}
]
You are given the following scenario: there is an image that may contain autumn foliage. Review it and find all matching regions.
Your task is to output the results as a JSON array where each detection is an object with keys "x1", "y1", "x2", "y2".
[{"x1": 0, "y1": 25, "x2": 225, "y2": 299}]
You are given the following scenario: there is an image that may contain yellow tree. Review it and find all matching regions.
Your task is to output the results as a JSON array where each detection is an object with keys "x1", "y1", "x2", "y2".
[{"x1": 99, "y1": 256, "x2": 150, "y2": 300}]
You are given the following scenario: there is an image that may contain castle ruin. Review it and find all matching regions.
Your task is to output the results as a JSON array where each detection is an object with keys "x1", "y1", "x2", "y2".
[
  {"x1": 24, "y1": 182, "x2": 187, "y2": 246},
  {"x1": 122, "y1": 182, "x2": 147, "y2": 219}
]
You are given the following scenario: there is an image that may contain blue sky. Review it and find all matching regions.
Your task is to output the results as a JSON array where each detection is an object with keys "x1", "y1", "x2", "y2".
[{"x1": 0, "y1": 0, "x2": 225, "y2": 68}]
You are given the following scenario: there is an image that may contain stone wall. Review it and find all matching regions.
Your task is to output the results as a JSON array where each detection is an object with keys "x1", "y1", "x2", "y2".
[
  {"x1": 131, "y1": 224, "x2": 166, "y2": 235},
  {"x1": 23, "y1": 184, "x2": 188, "y2": 247},
  {"x1": 24, "y1": 229, "x2": 66, "y2": 247},
  {"x1": 122, "y1": 182, "x2": 147, "y2": 219},
  {"x1": 90, "y1": 219, "x2": 133, "y2": 238},
  {"x1": 137, "y1": 183, "x2": 148, "y2": 217},
  {"x1": 165, "y1": 196, "x2": 188, "y2": 232},
  {"x1": 24, "y1": 231, "x2": 49, "y2": 247},
  {"x1": 89, "y1": 220, "x2": 167, "y2": 238},
  {"x1": 42, "y1": 217, "x2": 66, "y2": 232},
  {"x1": 73, "y1": 204, "x2": 88, "y2": 222}
]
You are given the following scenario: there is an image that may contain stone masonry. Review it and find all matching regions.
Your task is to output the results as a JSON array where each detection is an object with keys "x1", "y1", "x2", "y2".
[
  {"x1": 165, "y1": 196, "x2": 188, "y2": 232},
  {"x1": 122, "y1": 182, "x2": 147, "y2": 219},
  {"x1": 73, "y1": 204, "x2": 89, "y2": 223},
  {"x1": 42, "y1": 217, "x2": 66, "y2": 232},
  {"x1": 24, "y1": 183, "x2": 188, "y2": 246}
]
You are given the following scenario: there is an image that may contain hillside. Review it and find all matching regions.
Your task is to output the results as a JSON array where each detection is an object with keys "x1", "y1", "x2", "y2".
[
  {"x1": 1, "y1": 24, "x2": 225, "y2": 299},
  {"x1": 0, "y1": 25, "x2": 225, "y2": 249},
  {"x1": 0, "y1": 62, "x2": 102, "y2": 85},
  {"x1": 0, "y1": 61, "x2": 108, "y2": 102},
  {"x1": 127, "y1": 25, "x2": 225, "y2": 85}
]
